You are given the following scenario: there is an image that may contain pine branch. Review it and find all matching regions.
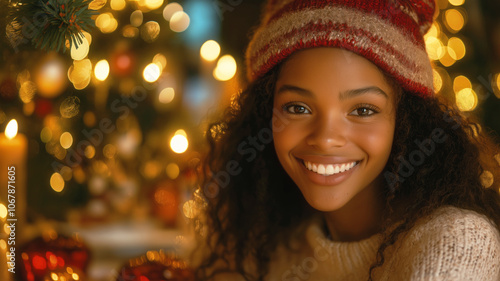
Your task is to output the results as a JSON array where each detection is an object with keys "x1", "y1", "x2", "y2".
[{"x1": 9, "y1": 0, "x2": 97, "y2": 53}]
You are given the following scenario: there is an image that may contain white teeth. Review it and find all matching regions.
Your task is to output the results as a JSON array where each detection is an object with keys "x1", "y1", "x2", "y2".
[
  {"x1": 317, "y1": 164, "x2": 326, "y2": 174},
  {"x1": 303, "y1": 160, "x2": 357, "y2": 176},
  {"x1": 326, "y1": 165, "x2": 334, "y2": 175}
]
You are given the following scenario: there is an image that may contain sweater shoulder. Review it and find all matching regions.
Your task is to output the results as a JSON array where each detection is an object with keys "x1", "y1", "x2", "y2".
[{"x1": 381, "y1": 206, "x2": 500, "y2": 280}]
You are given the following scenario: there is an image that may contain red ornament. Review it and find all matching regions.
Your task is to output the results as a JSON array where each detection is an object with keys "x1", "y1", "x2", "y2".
[
  {"x1": 117, "y1": 251, "x2": 194, "y2": 281},
  {"x1": 19, "y1": 234, "x2": 90, "y2": 281}
]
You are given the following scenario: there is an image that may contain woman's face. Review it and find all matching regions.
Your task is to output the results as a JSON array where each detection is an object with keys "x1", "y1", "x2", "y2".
[{"x1": 272, "y1": 48, "x2": 397, "y2": 212}]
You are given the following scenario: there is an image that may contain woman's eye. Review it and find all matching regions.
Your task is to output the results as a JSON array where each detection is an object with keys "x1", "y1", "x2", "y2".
[
  {"x1": 350, "y1": 106, "x2": 378, "y2": 116},
  {"x1": 283, "y1": 104, "x2": 311, "y2": 114}
]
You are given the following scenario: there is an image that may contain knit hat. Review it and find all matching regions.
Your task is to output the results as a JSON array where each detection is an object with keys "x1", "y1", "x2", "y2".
[{"x1": 245, "y1": 0, "x2": 436, "y2": 97}]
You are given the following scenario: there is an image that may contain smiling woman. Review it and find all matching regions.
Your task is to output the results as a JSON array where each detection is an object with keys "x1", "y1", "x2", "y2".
[{"x1": 192, "y1": 1, "x2": 500, "y2": 281}]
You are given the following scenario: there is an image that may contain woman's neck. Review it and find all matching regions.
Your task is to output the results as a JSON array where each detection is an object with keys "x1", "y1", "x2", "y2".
[{"x1": 323, "y1": 180, "x2": 385, "y2": 242}]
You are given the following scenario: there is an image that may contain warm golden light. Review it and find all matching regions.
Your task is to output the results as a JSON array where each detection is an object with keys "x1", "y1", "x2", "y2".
[
  {"x1": 131, "y1": 10, "x2": 144, "y2": 27},
  {"x1": 166, "y1": 163, "x2": 180, "y2": 179},
  {"x1": 110, "y1": 0, "x2": 126, "y2": 10},
  {"x1": 96, "y1": 12, "x2": 118, "y2": 33},
  {"x1": 425, "y1": 22, "x2": 441, "y2": 38},
  {"x1": 68, "y1": 59, "x2": 92, "y2": 90},
  {"x1": 163, "y1": 3, "x2": 183, "y2": 21},
  {"x1": 439, "y1": 48, "x2": 456, "y2": 67},
  {"x1": 94, "y1": 59, "x2": 110, "y2": 81},
  {"x1": 425, "y1": 36, "x2": 445, "y2": 60},
  {"x1": 183, "y1": 200, "x2": 197, "y2": 219},
  {"x1": 60, "y1": 132, "x2": 73, "y2": 149},
  {"x1": 5, "y1": 119, "x2": 18, "y2": 139},
  {"x1": 447, "y1": 37, "x2": 466, "y2": 60},
  {"x1": 448, "y1": 0, "x2": 465, "y2": 6},
  {"x1": 36, "y1": 56, "x2": 67, "y2": 98},
  {"x1": 40, "y1": 127, "x2": 52, "y2": 143},
  {"x1": 170, "y1": 11, "x2": 190, "y2": 32},
  {"x1": 145, "y1": 0, "x2": 163, "y2": 10},
  {"x1": 444, "y1": 9, "x2": 465, "y2": 33},
  {"x1": 141, "y1": 21, "x2": 161, "y2": 43},
  {"x1": 200, "y1": 40, "x2": 221, "y2": 62},
  {"x1": 170, "y1": 130, "x2": 188, "y2": 154},
  {"x1": 433, "y1": 69, "x2": 443, "y2": 93},
  {"x1": 455, "y1": 88, "x2": 477, "y2": 111},
  {"x1": 453, "y1": 75, "x2": 471, "y2": 93},
  {"x1": 153, "y1": 53, "x2": 167, "y2": 70},
  {"x1": 89, "y1": 0, "x2": 106, "y2": 10},
  {"x1": 0, "y1": 204, "x2": 7, "y2": 219},
  {"x1": 19, "y1": 81, "x2": 36, "y2": 103},
  {"x1": 85, "y1": 145, "x2": 96, "y2": 159},
  {"x1": 159, "y1": 87, "x2": 175, "y2": 103},
  {"x1": 70, "y1": 36, "x2": 90, "y2": 61},
  {"x1": 214, "y1": 55, "x2": 237, "y2": 81},
  {"x1": 143, "y1": 63, "x2": 161, "y2": 83},
  {"x1": 50, "y1": 173, "x2": 65, "y2": 192}
]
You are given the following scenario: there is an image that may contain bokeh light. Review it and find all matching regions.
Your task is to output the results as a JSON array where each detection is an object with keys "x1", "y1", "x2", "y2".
[
  {"x1": 60, "y1": 132, "x2": 74, "y2": 149},
  {"x1": 85, "y1": 145, "x2": 96, "y2": 159},
  {"x1": 60, "y1": 96, "x2": 81, "y2": 118},
  {"x1": 200, "y1": 40, "x2": 221, "y2": 62},
  {"x1": 425, "y1": 36, "x2": 445, "y2": 61},
  {"x1": 40, "y1": 127, "x2": 52, "y2": 143},
  {"x1": 89, "y1": 0, "x2": 106, "y2": 10},
  {"x1": 447, "y1": 37, "x2": 466, "y2": 60},
  {"x1": 110, "y1": 0, "x2": 126, "y2": 10},
  {"x1": 163, "y1": 3, "x2": 183, "y2": 21},
  {"x1": 433, "y1": 69, "x2": 443, "y2": 93},
  {"x1": 131, "y1": 10, "x2": 144, "y2": 27},
  {"x1": 50, "y1": 173, "x2": 65, "y2": 192},
  {"x1": 153, "y1": 53, "x2": 167, "y2": 71},
  {"x1": 19, "y1": 81, "x2": 36, "y2": 103},
  {"x1": 0, "y1": 204, "x2": 7, "y2": 219},
  {"x1": 448, "y1": 0, "x2": 465, "y2": 6},
  {"x1": 35, "y1": 56, "x2": 67, "y2": 98},
  {"x1": 143, "y1": 63, "x2": 161, "y2": 83},
  {"x1": 141, "y1": 21, "x2": 161, "y2": 43},
  {"x1": 214, "y1": 55, "x2": 237, "y2": 81},
  {"x1": 183, "y1": 200, "x2": 198, "y2": 219},
  {"x1": 455, "y1": 88, "x2": 478, "y2": 111},
  {"x1": 166, "y1": 163, "x2": 180, "y2": 179},
  {"x1": 145, "y1": 0, "x2": 163, "y2": 10},
  {"x1": 170, "y1": 130, "x2": 188, "y2": 154},
  {"x1": 71, "y1": 36, "x2": 90, "y2": 61},
  {"x1": 453, "y1": 75, "x2": 471, "y2": 93},
  {"x1": 96, "y1": 12, "x2": 118, "y2": 33},
  {"x1": 94, "y1": 59, "x2": 110, "y2": 81},
  {"x1": 170, "y1": 11, "x2": 190, "y2": 32},
  {"x1": 159, "y1": 87, "x2": 175, "y2": 104},
  {"x1": 444, "y1": 9, "x2": 465, "y2": 33},
  {"x1": 68, "y1": 59, "x2": 92, "y2": 90}
]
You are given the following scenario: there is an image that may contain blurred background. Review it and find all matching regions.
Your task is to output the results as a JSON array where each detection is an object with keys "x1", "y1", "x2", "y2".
[{"x1": 0, "y1": 0, "x2": 499, "y2": 280}]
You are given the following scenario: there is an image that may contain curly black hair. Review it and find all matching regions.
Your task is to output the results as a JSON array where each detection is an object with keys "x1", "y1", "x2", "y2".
[{"x1": 192, "y1": 64, "x2": 500, "y2": 281}]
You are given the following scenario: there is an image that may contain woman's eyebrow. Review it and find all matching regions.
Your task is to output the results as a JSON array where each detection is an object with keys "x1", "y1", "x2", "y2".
[
  {"x1": 275, "y1": 84, "x2": 314, "y2": 97},
  {"x1": 339, "y1": 87, "x2": 388, "y2": 101},
  {"x1": 275, "y1": 84, "x2": 389, "y2": 100}
]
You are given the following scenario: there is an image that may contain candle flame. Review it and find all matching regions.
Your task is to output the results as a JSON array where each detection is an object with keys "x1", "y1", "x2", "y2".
[{"x1": 5, "y1": 119, "x2": 18, "y2": 140}]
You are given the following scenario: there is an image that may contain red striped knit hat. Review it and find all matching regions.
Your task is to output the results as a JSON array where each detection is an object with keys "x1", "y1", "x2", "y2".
[{"x1": 245, "y1": 0, "x2": 436, "y2": 97}]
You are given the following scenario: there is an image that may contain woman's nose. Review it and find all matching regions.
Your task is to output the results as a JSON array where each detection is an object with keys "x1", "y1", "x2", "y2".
[{"x1": 306, "y1": 113, "x2": 347, "y2": 150}]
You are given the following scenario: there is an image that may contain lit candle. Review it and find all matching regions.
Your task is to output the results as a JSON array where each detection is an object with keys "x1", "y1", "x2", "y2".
[{"x1": 0, "y1": 119, "x2": 27, "y2": 279}]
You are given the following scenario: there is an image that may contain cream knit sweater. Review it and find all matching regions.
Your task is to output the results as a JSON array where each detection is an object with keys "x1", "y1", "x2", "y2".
[{"x1": 215, "y1": 206, "x2": 500, "y2": 280}]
